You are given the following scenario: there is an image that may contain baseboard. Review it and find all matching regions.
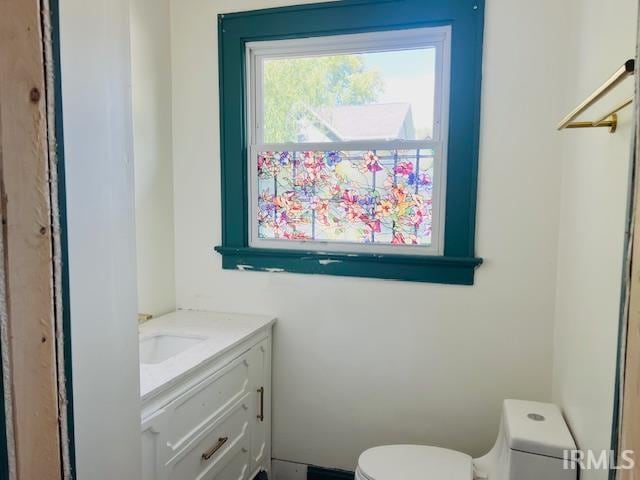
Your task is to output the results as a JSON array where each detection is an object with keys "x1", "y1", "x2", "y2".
[
  {"x1": 272, "y1": 459, "x2": 307, "y2": 480},
  {"x1": 307, "y1": 465, "x2": 355, "y2": 480}
]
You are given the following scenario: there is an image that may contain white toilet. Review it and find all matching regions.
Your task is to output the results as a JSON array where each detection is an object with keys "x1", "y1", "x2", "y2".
[{"x1": 355, "y1": 399, "x2": 578, "y2": 480}]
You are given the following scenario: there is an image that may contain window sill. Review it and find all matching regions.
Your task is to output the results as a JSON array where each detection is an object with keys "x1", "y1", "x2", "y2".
[{"x1": 214, "y1": 246, "x2": 482, "y2": 285}]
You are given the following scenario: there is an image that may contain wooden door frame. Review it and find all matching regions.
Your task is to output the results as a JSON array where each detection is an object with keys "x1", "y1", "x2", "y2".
[
  {"x1": 618, "y1": 196, "x2": 640, "y2": 480},
  {"x1": 0, "y1": 0, "x2": 71, "y2": 478},
  {"x1": 615, "y1": 14, "x2": 640, "y2": 479}
]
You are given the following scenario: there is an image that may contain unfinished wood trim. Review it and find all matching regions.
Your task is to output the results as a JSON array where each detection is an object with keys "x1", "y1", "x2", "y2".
[
  {"x1": 617, "y1": 14, "x2": 640, "y2": 480},
  {"x1": 619, "y1": 186, "x2": 640, "y2": 479},
  {"x1": 41, "y1": 0, "x2": 73, "y2": 475},
  {"x1": 0, "y1": 0, "x2": 63, "y2": 478},
  {"x1": 618, "y1": 169, "x2": 640, "y2": 479}
]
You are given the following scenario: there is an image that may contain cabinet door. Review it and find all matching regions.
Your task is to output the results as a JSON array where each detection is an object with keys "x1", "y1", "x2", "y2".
[
  {"x1": 142, "y1": 409, "x2": 170, "y2": 480},
  {"x1": 249, "y1": 337, "x2": 271, "y2": 475}
]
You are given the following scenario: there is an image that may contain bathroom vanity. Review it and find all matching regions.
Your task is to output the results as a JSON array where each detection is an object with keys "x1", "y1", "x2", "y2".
[{"x1": 139, "y1": 310, "x2": 275, "y2": 480}]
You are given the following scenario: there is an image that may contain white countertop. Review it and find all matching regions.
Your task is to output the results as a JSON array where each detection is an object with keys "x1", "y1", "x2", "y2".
[{"x1": 139, "y1": 309, "x2": 275, "y2": 402}]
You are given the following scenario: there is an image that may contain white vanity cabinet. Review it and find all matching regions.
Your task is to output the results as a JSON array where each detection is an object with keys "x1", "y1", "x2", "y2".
[{"x1": 140, "y1": 311, "x2": 273, "y2": 480}]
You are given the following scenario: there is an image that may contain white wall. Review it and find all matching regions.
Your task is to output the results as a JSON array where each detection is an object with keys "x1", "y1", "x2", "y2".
[
  {"x1": 59, "y1": 0, "x2": 142, "y2": 478},
  {"x1": 170, "y1": 0, "x2": 574, "y2": 469},
  {"x1": 552, "y1": 2, "x2": 637, "y2": 479},
  {"x1": 130, "y1": 0, "x2": 176, "y2": 316}
]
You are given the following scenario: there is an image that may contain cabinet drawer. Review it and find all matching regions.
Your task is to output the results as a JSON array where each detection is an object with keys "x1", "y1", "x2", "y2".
[
  {"x1": 167, "y1": 395, "x2": 251, "y2": 480},
  {"x1": 166, "y1": 350, "x2": 251, "y2": 454},
  {"x1": 214, "y1": 447, "x2": 252, "y2": 480}
]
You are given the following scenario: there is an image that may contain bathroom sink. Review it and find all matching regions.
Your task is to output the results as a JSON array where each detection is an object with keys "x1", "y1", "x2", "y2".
[{"x1": 139, "y1": 334, "x2": 206, "y2": 365}]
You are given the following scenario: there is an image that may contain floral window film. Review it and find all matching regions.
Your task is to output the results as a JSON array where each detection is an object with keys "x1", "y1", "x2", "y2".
[{"x1": 256, "y1": 149, "x2": 435, "y2": 246}]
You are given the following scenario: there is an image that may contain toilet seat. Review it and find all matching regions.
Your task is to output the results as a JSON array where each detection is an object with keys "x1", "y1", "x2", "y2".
[{"x1": 356, "y1": 445, "x2": 473, "y2": 480}]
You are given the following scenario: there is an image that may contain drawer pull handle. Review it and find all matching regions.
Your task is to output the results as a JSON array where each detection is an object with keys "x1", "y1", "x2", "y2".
[
  {"x1": 202, "y1": 436, "x2": 228, "y2": 461},
  {"x1": 257, "y1": 386, "x2": 264, "y2": 422}
]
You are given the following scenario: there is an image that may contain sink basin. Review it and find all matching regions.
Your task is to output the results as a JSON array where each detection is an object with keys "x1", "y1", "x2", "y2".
[{"x1": 139, "y1": 334, "x2": 206, "y2": 365}]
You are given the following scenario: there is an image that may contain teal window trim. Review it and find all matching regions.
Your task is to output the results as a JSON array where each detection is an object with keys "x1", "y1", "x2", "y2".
[{"x1": 215, "y1": 0, "x2": 485, "y2": 285}]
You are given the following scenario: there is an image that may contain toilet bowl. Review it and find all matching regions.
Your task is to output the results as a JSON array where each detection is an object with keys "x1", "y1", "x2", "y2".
[
  {"x1": 355, "y1": 399, "x2": 577, "y2": 480},
  {"x1": 355, "y1": 445, "x2": 472, "y2": 480}
]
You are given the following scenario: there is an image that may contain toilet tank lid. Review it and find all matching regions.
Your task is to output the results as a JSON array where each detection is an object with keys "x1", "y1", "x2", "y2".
[{"x1": 503, "y1": 399, "x2": 576, "y2": 459}]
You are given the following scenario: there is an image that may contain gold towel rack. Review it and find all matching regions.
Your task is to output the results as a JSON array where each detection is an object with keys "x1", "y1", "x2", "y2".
[{"x1": 557, "y1": 59, "x2": 635, "y2": 133}]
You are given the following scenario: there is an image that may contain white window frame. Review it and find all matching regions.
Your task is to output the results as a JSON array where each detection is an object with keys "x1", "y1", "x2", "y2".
[{"x1": 246, "y1": 26, "x2": 451, "y2": 256}]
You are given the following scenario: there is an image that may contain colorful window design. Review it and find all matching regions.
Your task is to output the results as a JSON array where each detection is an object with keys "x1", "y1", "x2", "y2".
[{"x1": 256, "y1": 149, "x2": 434, "y2": 246}]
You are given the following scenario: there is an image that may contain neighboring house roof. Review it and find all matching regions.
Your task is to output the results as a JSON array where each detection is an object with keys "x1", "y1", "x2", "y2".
[{"x1": 299, "y1": 102, "x2": 416, "y2": 141}]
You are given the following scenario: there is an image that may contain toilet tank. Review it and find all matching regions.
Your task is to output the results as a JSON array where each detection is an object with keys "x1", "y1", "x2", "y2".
[{"x1": 474, "y1": 399, "x2": 578, "y2": 480}]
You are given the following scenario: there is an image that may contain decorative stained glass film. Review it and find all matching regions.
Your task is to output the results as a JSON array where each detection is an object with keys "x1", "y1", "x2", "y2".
[{"x1": 255, "y1": 149, "x2": 435, "y2": 246}]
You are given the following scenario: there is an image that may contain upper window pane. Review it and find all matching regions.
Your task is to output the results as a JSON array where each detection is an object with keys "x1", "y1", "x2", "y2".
[{"x1": 261, "y1": 48, "x2": 436, "y2": 143}]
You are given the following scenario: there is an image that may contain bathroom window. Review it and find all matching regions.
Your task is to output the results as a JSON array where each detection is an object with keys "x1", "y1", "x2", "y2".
[
  {"x1": 248, "y1": 29, "x2": 448, "y2": 255},
  {"x1": 216, "y1": 0, "x2": 485, "y2": 284}
]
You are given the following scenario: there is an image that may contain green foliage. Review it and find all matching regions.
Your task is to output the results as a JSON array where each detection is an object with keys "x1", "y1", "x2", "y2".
[{"x1": 263, "y1": 55, "x2": 383, "y2": 143}]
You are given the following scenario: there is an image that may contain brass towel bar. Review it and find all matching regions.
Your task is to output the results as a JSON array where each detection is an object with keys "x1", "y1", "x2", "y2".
[{"x1": 557, "y1": 59, "x2": 635, "y2": 133}]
